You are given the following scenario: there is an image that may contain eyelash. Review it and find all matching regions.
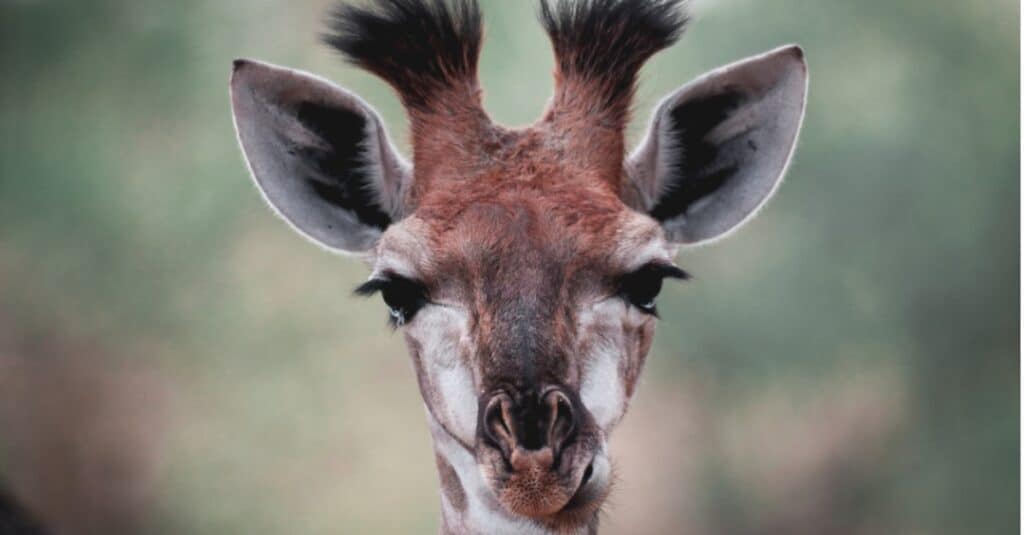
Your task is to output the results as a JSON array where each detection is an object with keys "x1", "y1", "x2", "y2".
[
  {"x1": 355, "y1": 274, "x2": 429, "y2": 327},
  {"x1": 615, "y1": 263, "x2": 689, "y2": 316}
]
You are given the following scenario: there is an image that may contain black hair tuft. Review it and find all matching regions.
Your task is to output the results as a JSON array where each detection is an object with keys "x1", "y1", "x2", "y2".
[
  {"x1": 324, "y1": 0, "x2": 483, "y2": 110},
  {"x1": 539, "y1": 0, "x2": 689, "y2": 115}
]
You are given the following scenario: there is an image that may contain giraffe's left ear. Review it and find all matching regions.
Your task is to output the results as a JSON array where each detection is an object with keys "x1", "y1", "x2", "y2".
[{"x1": 626, "y1": 45, "x2": 808, "y2": 245}]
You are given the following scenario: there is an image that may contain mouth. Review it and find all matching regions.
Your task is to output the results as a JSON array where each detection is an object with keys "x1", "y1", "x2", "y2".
[
  {"x1": 474, "y1": 387, "x2": 609, "y2": 526},
  {"x1": 479, "y1": 445, "x2": 611, "y2": 528}
]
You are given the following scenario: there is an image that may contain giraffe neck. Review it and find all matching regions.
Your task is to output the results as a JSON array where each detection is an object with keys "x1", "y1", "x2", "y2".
[{"x1": 427, "y1": 412, "x2": 596, "y2": 535}]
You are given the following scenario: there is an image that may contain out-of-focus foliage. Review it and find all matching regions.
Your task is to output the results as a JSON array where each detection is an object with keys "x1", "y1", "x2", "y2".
[{"x1": 0, "y1": 0, "x2": 1017, "y2": 533}]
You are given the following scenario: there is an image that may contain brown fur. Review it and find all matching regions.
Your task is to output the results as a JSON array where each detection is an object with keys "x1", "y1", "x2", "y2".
[
  {"x1": 386, "y1": 173, "x2": 656, "y2": 531},
  {"x1": 325, "y1": 1, "x2": 688, "y2": 531},
  {"x1": 410, "y1": 141, "x2": 632, "y2": 390},
  {"x1": 383, "y1": 130, "x2": 663, "y2": 528}
]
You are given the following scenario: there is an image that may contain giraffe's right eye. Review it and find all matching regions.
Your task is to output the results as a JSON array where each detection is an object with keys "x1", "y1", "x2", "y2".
[
  {"x1": 355, "y1": 275, "x2": 429, "y2": 326},
  {"x1": 616, "y1": 263, "x2": 690, "y2": 316}
]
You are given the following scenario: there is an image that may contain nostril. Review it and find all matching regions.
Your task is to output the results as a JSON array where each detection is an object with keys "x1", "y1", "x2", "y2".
[
  {"x1": 544, "y1": 389, "x2": 576, "y2": 454},
  {"x1": 480, "y1": 388, "x2": 581, "y2": 464},
  {"x1": 581, "y1": 462, "x2": 594, "y2": 488},
  {"x1": 483, "y1": 393, "x2": 516, "y2": 458}
]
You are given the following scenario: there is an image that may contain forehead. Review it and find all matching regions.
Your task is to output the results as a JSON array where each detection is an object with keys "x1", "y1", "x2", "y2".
[{"x1": 376, "y1": 184, "x2": 671, "y2": 284}]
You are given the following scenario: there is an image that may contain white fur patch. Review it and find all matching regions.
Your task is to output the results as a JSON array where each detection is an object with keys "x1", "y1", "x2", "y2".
[
  {"x1": 434, "y1": 354, "x2": 478, "y2": 443},
  {"x1": 577, "y1": 300, "x2": 631, "y2": 431},
  {"x1": 580, "y1": 337, "x2": 625, "y2": 430},
  {"x1": 408, "y1": 305, "x2": 479, "y2": 445},
  {"x1": 372, "y1": 217, "x2": 430, "y2": 278},
  {"x1": 610, "y1": 214, "x2": 675, "y2": 271}
]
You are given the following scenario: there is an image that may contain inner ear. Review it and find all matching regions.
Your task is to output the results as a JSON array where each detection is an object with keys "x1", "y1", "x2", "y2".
[
  {"x1": 649, "y1": 90, "x2": 745, "y2": 221},
  {"x1": 293, "y1": 101, "x2": 391, "y2": 230}
]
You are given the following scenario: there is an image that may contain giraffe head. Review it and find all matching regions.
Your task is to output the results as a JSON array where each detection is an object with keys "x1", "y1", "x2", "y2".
[{"x1": 229, "y1": 0, "x2": 807, "y2": 531}]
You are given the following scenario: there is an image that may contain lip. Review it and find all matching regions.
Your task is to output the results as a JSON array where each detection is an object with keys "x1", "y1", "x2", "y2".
[
  {"x1": 557, "y1": 453, "x2": 611, "y2": 517},
  {"x1": 562, "y1": 460, "x2": 596, "y2": 510}
]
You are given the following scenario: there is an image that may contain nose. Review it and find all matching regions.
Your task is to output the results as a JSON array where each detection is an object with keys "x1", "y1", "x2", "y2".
[{"x1": 479, "y1": 387, "x2": 578, "y2": 463}]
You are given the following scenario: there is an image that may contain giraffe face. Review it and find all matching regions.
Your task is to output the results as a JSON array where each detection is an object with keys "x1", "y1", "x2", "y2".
[
  {"x1": 366, "y1": 180, "x2": 681, "y2": 524},
  {"x1": 229, "y1": 0, "x2": 806, "y2": 531}
]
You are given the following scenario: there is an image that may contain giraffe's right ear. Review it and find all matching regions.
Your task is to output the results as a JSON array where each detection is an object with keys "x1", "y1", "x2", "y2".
[{"x1": 230, "y1": 59, "x2": 411, "y2": 254}]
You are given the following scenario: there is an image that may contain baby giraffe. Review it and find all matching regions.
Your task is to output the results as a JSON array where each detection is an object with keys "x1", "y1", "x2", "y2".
[{"x1": 229, "y1": 0, "x2": 807, "y2": 532}]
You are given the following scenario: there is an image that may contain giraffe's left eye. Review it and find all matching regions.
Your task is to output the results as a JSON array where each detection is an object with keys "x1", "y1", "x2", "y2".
[
  {"x1": 616, "y1": 263, "x2": 689, "y2": 316},
  {"x1": 356, "y1": 274, "x2": 429, "y2": 326}
]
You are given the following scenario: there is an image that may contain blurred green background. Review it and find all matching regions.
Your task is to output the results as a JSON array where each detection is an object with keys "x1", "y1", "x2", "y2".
[{"x1": 0, "y1": 0, "x2": 1017, "y2": 533}]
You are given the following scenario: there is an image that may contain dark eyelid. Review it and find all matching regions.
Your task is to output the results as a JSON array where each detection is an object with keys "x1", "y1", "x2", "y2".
[
  {"x1": 657, "y1": 264, "x2": 691, "y2": 281},
  {"x1": 354, "y1": 278, "x2": 388, "y2": 296},
  {"x1": 627, "y1": 262, "x2": 691, "y2": 281},
  {"x1": 614, "y1": 262, "x2": 690, "y2": 318},
  {"x1": 354, "y1": 272, "x2": 430, "y2": 298}
]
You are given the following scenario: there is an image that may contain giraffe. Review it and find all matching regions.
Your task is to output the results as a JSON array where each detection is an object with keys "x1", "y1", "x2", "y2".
[{"x1": 229, "y1": 0, "x2": 807, "y2": 532}]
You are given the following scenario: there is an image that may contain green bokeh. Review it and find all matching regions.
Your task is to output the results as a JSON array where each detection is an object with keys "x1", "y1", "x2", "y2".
[{"x1": 0, "y1": 1, "x2": 1017, "y2": 533}]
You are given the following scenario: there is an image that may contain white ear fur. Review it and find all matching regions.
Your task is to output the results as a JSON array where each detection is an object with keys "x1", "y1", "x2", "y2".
[
  {"x1": 230, "y1": 59, "x2": 411, "y2": 254},
  {"x1": 627, "y1": 44, "x2": 808, "y2": 245}
]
